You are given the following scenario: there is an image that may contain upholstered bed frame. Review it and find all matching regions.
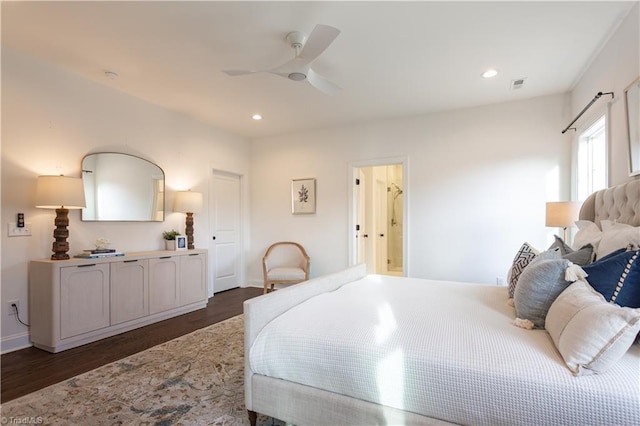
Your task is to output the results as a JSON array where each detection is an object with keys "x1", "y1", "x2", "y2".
[
  {"x1": 579, "y1": 178, "x2": 640, "y2": 226},
  {"x1": 244, "y1": 178, "x2": 639, "y2": 426}
]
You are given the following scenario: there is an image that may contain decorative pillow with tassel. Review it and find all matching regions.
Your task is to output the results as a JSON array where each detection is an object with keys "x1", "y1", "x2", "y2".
[{"x1": 513, "y1": 259, "x2": 587, "y2": 329}]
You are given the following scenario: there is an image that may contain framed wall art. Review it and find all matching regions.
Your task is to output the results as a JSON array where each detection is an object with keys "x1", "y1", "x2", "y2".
[
  {"x1": 291, "y1": 178, "x2": 316, "y2": 214},
  {"x1": 624, "y1": 76, "x2": 640, "y2": 176}
]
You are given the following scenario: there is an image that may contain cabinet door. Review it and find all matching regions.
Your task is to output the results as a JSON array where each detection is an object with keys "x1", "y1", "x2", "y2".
[
  {"x1": 111, "y1": 259, "x2": 149, "y2": 325},
  {"x1": 148, "y1": 256, "x2": 180, "y2": 314},
  {"x1": 60, "y1": 264, "x2": 110, "y2": 339},
  {"x1": 180, "y1": 253, "x2": 207, "y2": 305}
]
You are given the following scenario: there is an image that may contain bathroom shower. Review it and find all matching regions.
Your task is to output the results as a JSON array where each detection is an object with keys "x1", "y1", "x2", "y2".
[{"x1": 389, "y1": 182, "x2": 403, "y2": 226}]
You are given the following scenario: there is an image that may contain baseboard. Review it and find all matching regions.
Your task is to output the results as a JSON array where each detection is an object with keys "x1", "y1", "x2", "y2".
[
  {"x1": 1, "y1": 331, "x2": 32, "y2": 354},
  {"x1": 245, "y1": 280, "x2": 263, "y2": 288}
]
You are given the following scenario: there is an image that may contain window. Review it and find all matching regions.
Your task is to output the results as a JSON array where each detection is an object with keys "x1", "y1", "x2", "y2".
[{"x1": 575, "y1": 115, "x2": 607, "y2": 201}]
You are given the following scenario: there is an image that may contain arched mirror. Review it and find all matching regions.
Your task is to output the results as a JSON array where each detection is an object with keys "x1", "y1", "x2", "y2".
[{"x1": 81, "y1": 153, "x2": 165, "y2": 221}]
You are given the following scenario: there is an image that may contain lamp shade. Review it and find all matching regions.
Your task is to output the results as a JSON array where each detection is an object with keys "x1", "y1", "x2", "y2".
[
  {"x1": 545, "y1": 201, "x2": 581, "y2": 228},
  {"x1": 35, "y1": 175, "x2": 86, "y2": 209},
  {"x1": 174, "y1": 190, "x2": 203, "y2": 213}
]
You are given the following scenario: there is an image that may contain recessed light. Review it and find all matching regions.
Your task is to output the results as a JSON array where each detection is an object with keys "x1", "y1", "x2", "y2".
[
  {"x1": 481, "y1": 69, "x2": 499, "y2": 79},
  {"x1": 252, "y1": 114, "x2": 263, "y2": 121}
]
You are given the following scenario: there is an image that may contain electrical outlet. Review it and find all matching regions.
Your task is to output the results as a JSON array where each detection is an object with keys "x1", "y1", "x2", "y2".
[
  {"x1": 7, "y1": 300, "x2": 19, "y2": 316},
  {"x1": 496, "y1": 277, "x2": 506, "y2": 286}
]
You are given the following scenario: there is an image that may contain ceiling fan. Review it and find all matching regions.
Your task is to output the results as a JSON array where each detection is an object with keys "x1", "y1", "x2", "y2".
[{"x1": 223, "y1": 24, "x2": 341, "y2": 95}]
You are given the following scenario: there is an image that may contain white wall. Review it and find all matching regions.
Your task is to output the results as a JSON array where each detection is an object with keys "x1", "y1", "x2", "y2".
[
  {"x1": 249, "y1": 94, "x2": 570, "y2": 286},
  {"x1": 571, "y1": 2, "x2": 639, "y2": 186},
  {"x1": 1, "y1": 48, "x2": 251, "y2": 352}
]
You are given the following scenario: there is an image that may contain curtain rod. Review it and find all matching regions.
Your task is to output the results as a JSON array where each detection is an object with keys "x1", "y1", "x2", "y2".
[{"x1": 561, "y1": 91, "x2": 614, "y2": 134}]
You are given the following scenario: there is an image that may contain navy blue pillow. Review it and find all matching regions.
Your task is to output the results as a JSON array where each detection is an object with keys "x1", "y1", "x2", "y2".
[{"x1": 584, "y1": 249, "x2": 640, "y2": 308}]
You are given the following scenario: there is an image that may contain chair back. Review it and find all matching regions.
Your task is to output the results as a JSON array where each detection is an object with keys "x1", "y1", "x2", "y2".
[{"x1": 263, "y1": 242, "x2": 310, "y2": 271}]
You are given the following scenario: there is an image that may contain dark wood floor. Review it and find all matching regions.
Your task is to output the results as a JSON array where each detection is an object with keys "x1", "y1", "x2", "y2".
[{"x1": 0, "y1": 286, "x2": 263, "y2": 403}]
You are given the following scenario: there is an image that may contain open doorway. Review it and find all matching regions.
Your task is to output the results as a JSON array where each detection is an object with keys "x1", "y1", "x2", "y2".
[{"x1": 349, "y1": 159, "x2": 407, "y2": 276}]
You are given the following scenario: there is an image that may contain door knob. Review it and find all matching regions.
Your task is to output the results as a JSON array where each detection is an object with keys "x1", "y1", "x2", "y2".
[{"x1": 212, "y1": 236, "x2": 216, "y2": 240}]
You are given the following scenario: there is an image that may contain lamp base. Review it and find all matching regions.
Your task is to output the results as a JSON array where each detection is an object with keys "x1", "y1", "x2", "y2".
[
  {"x1": 185, "y1": 212, "x2": 195, "y2": 250},
  {"x1": 51, "y1": 208, "x2": 70, "y2": 260}
]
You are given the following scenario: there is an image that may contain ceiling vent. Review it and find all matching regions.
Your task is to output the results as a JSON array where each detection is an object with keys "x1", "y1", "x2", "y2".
[{"x1": 510, "y1": 78, "x2": 526, "y2": 90}]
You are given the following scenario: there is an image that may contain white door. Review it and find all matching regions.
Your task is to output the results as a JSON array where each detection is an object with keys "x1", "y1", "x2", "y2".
[
  {"x1": 374, "y1": 176, "x2": 389, "y2": 274},
  {"x1": 355, "y1": 169, "x2": 367, "y2": 265},
  {"x1": 210, "y1": 171, "x2": 241, "y2": 294}
]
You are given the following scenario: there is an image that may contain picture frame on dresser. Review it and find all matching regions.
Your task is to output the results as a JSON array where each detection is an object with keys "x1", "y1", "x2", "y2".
[
  {"x1": 624, "y1": 76, "x2": 640, "y2": 176},
  {"x1": 176, "y1": 235, "x2": 187, "y2": 250}
]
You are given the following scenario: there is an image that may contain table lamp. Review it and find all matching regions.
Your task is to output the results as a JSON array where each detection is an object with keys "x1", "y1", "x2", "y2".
[
  {"x1": 35, "y1": 175, "x2": 86, "y2": 260},
  {"x1": 174, "y1": 190, "x2": 203, "y2": 250},
  {"x1": 545, "y1": 201, "x2": 581, "y2": 242}
]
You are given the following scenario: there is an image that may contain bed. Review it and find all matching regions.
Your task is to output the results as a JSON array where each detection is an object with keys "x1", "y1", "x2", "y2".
[{"x1": 244, "y1": 180, "x2": 640, "y2": 426}]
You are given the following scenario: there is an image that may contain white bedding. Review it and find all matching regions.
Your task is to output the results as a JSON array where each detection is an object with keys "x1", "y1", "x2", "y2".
[{"x1": 249, "y1": 274, "x2": 640, "y2": 425}]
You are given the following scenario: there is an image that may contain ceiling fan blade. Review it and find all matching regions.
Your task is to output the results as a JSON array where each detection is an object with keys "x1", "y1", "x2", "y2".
[
  {"x1": 222, "y1": 69, "x2": 258, "y2": 77},
  {"x1": 298, "y1": 24, "x2": 340, "y2": 62},
  {"x1": 306, "y1": 68, "x2": 341, "y2": 95}
]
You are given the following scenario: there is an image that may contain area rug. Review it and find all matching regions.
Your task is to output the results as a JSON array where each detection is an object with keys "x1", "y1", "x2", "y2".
[{"x1": 1, "y1": 315, "x2": 281, "y2": 425}]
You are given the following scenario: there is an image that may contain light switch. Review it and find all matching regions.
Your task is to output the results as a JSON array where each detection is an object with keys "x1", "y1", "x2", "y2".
[{"x1": 8, "y1": 222, "x2": 31, "y2": 237}]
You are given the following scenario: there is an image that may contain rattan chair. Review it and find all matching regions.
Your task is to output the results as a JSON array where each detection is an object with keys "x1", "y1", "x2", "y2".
[{"x1": 262, "y1": 242, "x2": 310, "y2": 294}]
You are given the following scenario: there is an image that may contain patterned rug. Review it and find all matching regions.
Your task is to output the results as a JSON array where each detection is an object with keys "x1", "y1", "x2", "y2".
[{"x1": 1, "y1": 315, "x2": 280, "y2": 425}]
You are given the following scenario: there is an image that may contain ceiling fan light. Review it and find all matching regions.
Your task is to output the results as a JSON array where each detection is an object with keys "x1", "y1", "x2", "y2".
[{"x1": 288, "y1": 72, "x2": 307, "y2": 81}]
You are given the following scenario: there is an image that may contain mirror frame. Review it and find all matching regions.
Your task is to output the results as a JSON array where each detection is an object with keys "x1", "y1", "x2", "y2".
[
  {"x1": 624, "y1": 76, "x2": 640, "y2": 176},
  {"x1": 81, "y1": 152, "x2": 165, "y2": 222}
]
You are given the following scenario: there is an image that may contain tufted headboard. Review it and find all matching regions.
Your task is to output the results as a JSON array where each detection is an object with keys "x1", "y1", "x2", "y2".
[{"x1": 579, "y1": 179, "x2": 640, "y2": 226}]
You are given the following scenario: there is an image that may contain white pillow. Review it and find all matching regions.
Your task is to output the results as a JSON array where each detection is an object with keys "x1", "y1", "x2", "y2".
[
  {"x1": 545, "y1": 280, "x2": 640, "y2": 376},
  {"x1": 571, "y1": 220, "x2": 602, "y2": 251},
  {"x1": 597, "y1": 221, "x2": 640, "y2": 259}
]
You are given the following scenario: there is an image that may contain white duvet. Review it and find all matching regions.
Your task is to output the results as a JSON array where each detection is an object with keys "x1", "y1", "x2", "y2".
[{"x1": 249, "y1": 274, "x2": 640, "y2": 425}]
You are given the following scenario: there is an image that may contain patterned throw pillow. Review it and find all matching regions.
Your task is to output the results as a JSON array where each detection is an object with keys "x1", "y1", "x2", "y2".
[
  {"x1": 507, "y1": 242, "x2": 539, "y2": 298},
  {"x1": 584, "y1": 249, "x2": 640, "y2": 308}
]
